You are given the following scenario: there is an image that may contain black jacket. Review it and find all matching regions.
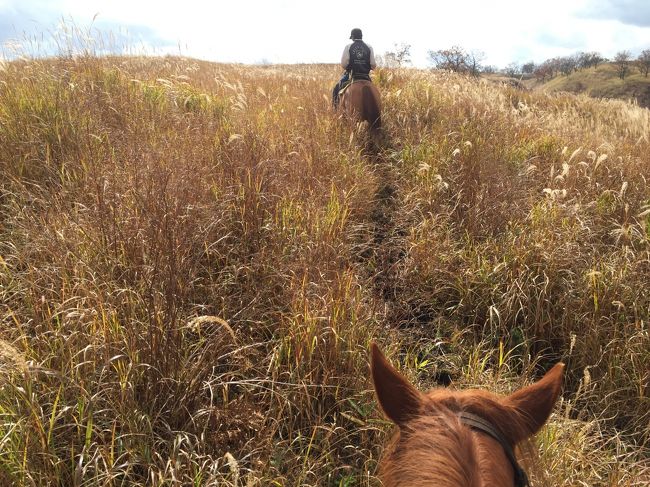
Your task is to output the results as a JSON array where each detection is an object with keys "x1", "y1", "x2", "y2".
[{"x1": 346, "y1": 40, "x2": 372, "y2": 77}]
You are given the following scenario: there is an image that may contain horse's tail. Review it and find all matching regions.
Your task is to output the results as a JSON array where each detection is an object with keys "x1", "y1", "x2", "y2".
[{"x1": 362, "y1": 85, "x2": 381, "y2": 132}]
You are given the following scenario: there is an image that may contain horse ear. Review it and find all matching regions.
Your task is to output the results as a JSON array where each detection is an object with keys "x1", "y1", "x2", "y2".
[
  {"x1": 371, "y1": 343, "x2": 424, "y2": 428},
  {"x1": 503, "y1": 362, "x2": 565, "y2": 443}
]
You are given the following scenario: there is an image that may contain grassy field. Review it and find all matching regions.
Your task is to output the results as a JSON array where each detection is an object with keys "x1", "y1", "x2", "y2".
[
  {"x1": 0, "y1": 53, "x2": 648, "y2": 486},
  {"x1": 533, "y1": 63, "x2": 650, "y2": 109}
]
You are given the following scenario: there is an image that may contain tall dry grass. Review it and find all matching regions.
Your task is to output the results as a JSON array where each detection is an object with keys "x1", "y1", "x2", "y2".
[{"x1": 0, "y1": 46, "x2": 647, "y2": 485}]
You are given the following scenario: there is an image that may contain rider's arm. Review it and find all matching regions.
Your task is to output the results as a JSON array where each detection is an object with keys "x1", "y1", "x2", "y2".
[
  {"x1": 341, "y1": 44, "x2": 351, "y2": 69},
  {"x1": 369, "y1": 45, "x2": 377, "y2": 70}
]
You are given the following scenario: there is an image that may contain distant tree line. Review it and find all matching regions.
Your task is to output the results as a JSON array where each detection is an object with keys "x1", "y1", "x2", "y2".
[
  {"x1": 527, "y1": 51, "x2": 606, "y2": 81},
  {"x1": 421, "y1": 46, "x2": 650, "y2": 81},
  {"x1": 531, "y1": 50, "x2": 650, "y2": 80}
]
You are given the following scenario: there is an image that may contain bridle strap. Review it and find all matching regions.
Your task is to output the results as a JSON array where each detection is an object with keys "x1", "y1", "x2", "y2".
[{"x1": 458, "y1": 412, "x2": 530, "y2": 487}]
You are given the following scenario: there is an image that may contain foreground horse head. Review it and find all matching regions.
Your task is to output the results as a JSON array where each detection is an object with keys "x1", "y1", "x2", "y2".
[
  {"x1": 371, "y1": 343, "x2": 564, "y2": 487},
  {"x1": 340, "y1": 80, "x2": 382, "y2": 133}
]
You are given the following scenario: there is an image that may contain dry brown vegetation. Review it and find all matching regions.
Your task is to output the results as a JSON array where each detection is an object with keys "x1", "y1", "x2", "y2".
[
  {"x1": 0, "y1": 50, "x2": 648, "y2": 486},
  {"x1": 536, "y1": 62, "x2": 650, "y2": 109}
]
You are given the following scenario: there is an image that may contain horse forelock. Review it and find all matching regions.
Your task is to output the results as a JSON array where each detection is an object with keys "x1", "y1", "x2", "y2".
[
  {"x1": 380, "y1": 411, "x2": 481, "y2": 487},
  {"x1": 379, "y1": 389, "x2": 534, "y2": 487},
  {"x1": 426, "y1": 388, "x2": 533, "y2": 447}
]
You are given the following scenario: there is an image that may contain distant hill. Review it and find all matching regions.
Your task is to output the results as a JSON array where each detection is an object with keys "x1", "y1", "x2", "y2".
[{"x1": 526, "y1": 63, "x2": 650, "y2": 109}]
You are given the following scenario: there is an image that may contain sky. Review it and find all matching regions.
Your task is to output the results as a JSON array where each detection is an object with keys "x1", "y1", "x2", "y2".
[{"x1": 1, "y1": 0, "x2": 649, "y2": 67}]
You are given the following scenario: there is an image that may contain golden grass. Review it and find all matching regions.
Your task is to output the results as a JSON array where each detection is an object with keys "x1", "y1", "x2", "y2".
[{"x1": 0, "y1": 52, "x2": 648, "y2": 485}]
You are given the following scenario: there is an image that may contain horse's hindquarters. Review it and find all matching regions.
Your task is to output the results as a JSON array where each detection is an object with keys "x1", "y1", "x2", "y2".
[
  {"x1": 341, "y1": 81, "x2": 381, "y2": 131},
  {"x1": 361, "y1": 85, "x2": 381, "y2": 131}
]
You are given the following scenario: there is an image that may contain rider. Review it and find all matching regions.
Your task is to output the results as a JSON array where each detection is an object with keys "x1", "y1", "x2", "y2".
[{"x1": 332, "y1": 28, "x2": 377, "y2": 108}]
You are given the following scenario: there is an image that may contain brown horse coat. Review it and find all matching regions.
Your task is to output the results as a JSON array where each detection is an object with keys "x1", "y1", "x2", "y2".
[
  {"x1": 371, "y1": 343, "x2": 564, "y2": 486},
  {"x1": 340, "y1": 80, "x2": 382, "y2": 132}
]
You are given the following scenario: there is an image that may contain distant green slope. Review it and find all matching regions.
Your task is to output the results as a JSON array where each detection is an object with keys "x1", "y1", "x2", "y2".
[{"x1": 535, "y1": 63, "x2": 650, "y2": 108}]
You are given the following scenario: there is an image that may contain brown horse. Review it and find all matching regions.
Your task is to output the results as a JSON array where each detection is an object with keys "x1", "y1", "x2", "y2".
[
  {"x1": 371, "y1": 343, "x2": 564, "y2": 487},
  {"x1": 340, "y1": 80, "x2": 382, "y2": 133}
]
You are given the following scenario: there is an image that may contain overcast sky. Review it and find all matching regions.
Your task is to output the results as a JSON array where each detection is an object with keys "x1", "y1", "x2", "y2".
[{"x1": 1, "y1": 0, "x2": 649, "y2": 67}]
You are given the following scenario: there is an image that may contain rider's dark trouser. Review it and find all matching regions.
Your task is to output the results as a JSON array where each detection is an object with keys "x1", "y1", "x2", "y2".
[{"x1": 332, "y1": 71, "x2": 350, "y2": 108}]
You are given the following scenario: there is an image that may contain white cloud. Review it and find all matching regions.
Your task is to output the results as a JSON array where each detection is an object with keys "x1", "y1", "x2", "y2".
[
  {"x1": 579, "y1": 0, "x2": 650, "y2": 27},
  {"x1": 1, "y1": 0, "x2": 649, "y2": 66}
]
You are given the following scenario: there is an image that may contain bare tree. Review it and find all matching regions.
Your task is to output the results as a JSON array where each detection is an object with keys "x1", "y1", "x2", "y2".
[
  {"x1": 521, "y1": 62, "x2": 535, "y2": 74},
  {"x1": 637, "y1": 49, "x2": 650, "y2": 77},
  {"x1": 590, "y1": 52, "x2": 606, "y2": 68},
  {"x1": 536, "y1": 58, "x2": 559, "y2": 79},
  {"x1": 534, "y1": 63, "x2": 553, "y2": 81},
  {"x1": 578, "y1": 51, "x2": 606, "y2": 70},
  {"x1": 558, "y1": 56, "x2": 578, "y2": 76},
  {"x1": 614, "y1": 50, "x2": 632, "y2": 79},
  {"x1": 548, "y1": 57, "x2": 563, "y2": 77},
  {"x1": 576, "y1": 51, "x2": 589, "y2": 70},
  {"x1": 393, "y1": 43, "x2": 412, "y2": 66},
  {"x1": 428, "y1": 46, "x2": 469, "y2": 73},
  {"x1": 381, "y1": 43, "x2": 412, "y2": 68},
  {"x1": 572, "y1": 54, "x2": 582, "y2": 72},
  {"x1": 466, "y1": 50, "x2": 485, "y2": 77},
  {"x1": 504, "y1": 62, "x2": 520, "y2": 77}
]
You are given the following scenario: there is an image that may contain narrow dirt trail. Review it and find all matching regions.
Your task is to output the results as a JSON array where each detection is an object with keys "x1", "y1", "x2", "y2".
[
  {"x1": 356, "y1": 137, "x2": 412, "y2": 327},
  {"x1": 367, "y1": 161, "x2": 403, "y2": 303}
]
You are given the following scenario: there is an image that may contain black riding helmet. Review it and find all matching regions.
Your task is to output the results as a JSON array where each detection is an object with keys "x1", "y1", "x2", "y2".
[{"x1": 350, "y1": 28, "x2": 362, "y2": 40}]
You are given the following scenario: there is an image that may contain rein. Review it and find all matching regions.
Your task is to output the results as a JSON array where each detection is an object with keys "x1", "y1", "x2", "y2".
[{"x1": 458, "y1": 412, "x2": 530, "y2": 487}]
